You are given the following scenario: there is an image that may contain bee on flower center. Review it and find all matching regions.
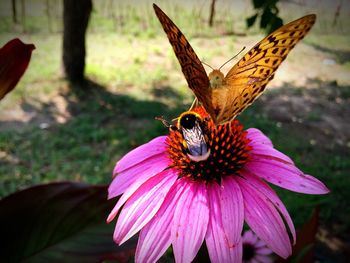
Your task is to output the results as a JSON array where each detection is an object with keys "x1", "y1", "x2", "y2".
[
  {"x1": 177, "y1": 111, "x2": 211, "y2": 162},
  {"x1": 165, "y1": 107, "x2": 252, "y2": 181},
  {"x1": 156, "y1": 110, "x2": 211, "y2": 163}
]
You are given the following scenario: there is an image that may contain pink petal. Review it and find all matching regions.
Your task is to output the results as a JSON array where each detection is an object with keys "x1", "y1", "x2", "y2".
[
  {"x1": 246, "y1": 128, "x2": 273, "y2": 147},
  {"x1": 237, "y1": 177, "x2": 292, "y2": 259},
  {"x1": 108, "y1": 153, "x2": 170, "y2": 200},
  {"x1": 243, "y1": 230, "x2": 258, "y2": 244},
  {"x1": 247, "y1": 128, "x2": 293, "y2": 164},
  {"x1": 205, "y1": 182, "x2": 242, "y2": 263},
  {"x1": 114, "y1": 136, "x2": 168, "y2": 174},
  {"x1": 256, "y1": 247, "x2": 273, "y2": 255},
  {"x1": 221, "y1": 176, "x2": 244, "y2": 245},
  {"x1": 245, "y1": 156, "x2": 329, "y2": 194},
  {"x1": 255, "y1": 239, "x2": 268, "y2": 248},
  {"x1": 0, "y1": 38, "x2": 35, "y2": 100},
  {"x1": 113, "y1": 168, "x2": 178, "y2": 244},
  {"x1": 136, "y1": 178, "x2": 189, "y2": 263},
  {"x1": 241, "y1": 169, "x2": 296, "y2": 244},
  {"x1": 250, "y1": 146, "x2": 294, "y2": 165},
  {"x1": 172, "y1": 180, "x2": 209, "y2": 263}
]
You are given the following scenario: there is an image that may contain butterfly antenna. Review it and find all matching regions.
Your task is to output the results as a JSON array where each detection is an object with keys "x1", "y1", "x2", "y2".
[
  {"x1": 201, "y1": 61, "x2": 214, "y2": 70},
  {"x1": 219, "y1": 46, "x2": 246, "y2": 70}
]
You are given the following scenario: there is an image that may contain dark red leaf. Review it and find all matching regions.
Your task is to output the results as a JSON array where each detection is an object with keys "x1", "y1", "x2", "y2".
[
  {"x1": 0, "y1": 182, "x2": 136, "y2": 263},
  {"x1": 0, "y1": 38, "x2": 35, "y2": 100}
]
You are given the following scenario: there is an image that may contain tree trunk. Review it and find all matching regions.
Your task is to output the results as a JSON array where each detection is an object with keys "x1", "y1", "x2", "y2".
[
  {"x1": 11, "y1": 0, "x2": 17, "y2": 24},
  {"x1": 332, "y1": 2, "x2": 341, "y2": 27},
  {"x1": 63, "y1": 0, "x2": 92, "y2": 83},
  {"x1": 46, "y1": 0, "x2": 52, "y2": 33},
  {"x1": 208, "y1": 0, "x2": 216, "y2": 27},
  {"x1": 20, "y1": 0, "x2": 25, "y2": 31}
]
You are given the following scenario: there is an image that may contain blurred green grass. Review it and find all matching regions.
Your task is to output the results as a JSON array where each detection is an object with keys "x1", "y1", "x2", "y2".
[{"x1": 1, "y1": 0, "x2": 350, "y2": 260}]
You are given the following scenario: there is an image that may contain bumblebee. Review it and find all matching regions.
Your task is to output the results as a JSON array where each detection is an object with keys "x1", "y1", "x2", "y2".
[
  {"x1": 176, "y1": 111, "x2": 211, "y2": 162},
  {"x1": 157, "y1": 111, "x2": 211, "y2": 162}
]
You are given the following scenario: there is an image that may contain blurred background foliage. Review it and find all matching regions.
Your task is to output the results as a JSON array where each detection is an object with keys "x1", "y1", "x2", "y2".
[
  {"x1": 246, "y1": 0, "x2": 284, "y2": 34},
  {"x1": 0, "y1": 0, "x2": 349, "y2": 35},
  {"x1": 0, "y1": 0, "x2": 349, "y2": 261}
]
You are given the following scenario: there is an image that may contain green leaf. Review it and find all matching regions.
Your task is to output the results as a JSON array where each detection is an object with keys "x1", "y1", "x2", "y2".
[
  {"x1": 246, "y1": 14, "x2": 258, "y2": 28},
  {"x1": 252, "y1": 0, "x2": 265, "y2": 9},
  {"x1": 0, "y1": 182, "x2": 136, "y2": 263},
  {"x1": 268, "y1": 16, "x2": 284, "y2": 34},
  {"x1": 260, "y1": 8, "x2": 273, "y2": 29}
]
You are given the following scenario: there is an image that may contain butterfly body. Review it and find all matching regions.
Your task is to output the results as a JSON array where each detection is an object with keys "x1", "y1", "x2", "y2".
[
  {"x1": 153, "y1": 4, "x2": 316, "y2": 125},
  {"x1": 208, "y1": 69, "x2": 225, "y2": 89}
]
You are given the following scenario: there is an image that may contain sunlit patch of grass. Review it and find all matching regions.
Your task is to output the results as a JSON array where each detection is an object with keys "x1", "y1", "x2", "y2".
[
  {"x1": 85, "y1": 33, "x2": 173, "y2": 87},
  {"x1": 86, "y1": 63, "x2": 169, "y2": 89}
]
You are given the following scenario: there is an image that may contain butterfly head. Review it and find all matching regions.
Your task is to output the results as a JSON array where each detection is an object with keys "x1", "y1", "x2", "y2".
[{"x1": 208, "y1": 69, "x2": 225, "y2": 89}]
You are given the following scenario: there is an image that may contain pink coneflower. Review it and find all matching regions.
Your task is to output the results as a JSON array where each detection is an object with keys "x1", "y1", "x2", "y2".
[
  {"x1": 242, "y1": 230, "x2": 273, "y2": 263},
  {"x1": 107, "y1": 107, "x2": 329, "y2": 263}
]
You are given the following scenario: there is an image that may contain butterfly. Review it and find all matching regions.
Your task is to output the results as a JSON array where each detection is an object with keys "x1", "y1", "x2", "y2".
[{"x1": 153, "y1": 4, "x2": 316, "y2": 126}]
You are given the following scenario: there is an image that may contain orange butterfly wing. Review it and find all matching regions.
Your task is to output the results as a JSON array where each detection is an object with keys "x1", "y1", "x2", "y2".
[
  {"x1": 214, "y1": 14, "x2": 316, "y2": 125},
  {"x1": 153, "y1": 4, "x2": 215, "y2": 119}
]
